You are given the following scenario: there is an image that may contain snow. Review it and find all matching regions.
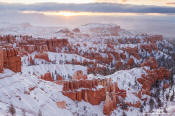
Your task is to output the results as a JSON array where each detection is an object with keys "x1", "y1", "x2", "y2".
[
  {"x1": 0, "y1": 69, "x2": 121, "y2": 116},
  {"x1": 0, "y1": 69, "x2": 109, "y2": 116},
  {"x1": 22, "y1": 64, "x2": 87, "y2": 80},
  {"x1": 47, "y1": 52, "x2": 95, "y2": 64},
  {"x1": 0, "y1": 23, "x2": 174, "y2": 116},
  {"x1": 0, "y1": 69, "x2": 14, "y2": 79},
  {"x1": 0, "y1": 69, "x2": 72, "y2": 116},
  {"x1": 90, "y1": 68, "x2": 147, "y2": 104},
  {"x1": 0, "y1": 67, "x2": 150, "y2": 116},
  {"x1": 22, "y1": 52, "x2": 88, "y2": 80},
  {"x1": 0, "y1": 23, "x2": 65, "y2": 39}
]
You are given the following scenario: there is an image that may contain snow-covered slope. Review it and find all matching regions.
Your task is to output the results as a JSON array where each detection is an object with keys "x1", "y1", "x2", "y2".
[
  {"x1": 0, "y1": 23, "x2": 65, "y2": 38},
  {"x1": 0, "y1": 69, "x2": 106, "y2": 116},
  {"x1": 0, "y1": 69, "x2": 72, "y2": 116},
  {"x1": 0, "y1": 23, "x2": 174, "y2": 116},
  {"x1": 0, "y1": 68, "x2": 150, "y2": 116}
]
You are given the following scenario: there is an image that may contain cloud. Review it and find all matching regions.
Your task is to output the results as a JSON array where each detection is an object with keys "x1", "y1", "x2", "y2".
[
  {"x1": 122, "y1": 0, "x2": 127, "y2": 2},
  {"x1": 166, "y1": 2, "x2": 175, "y2": 5},
  {"x1": 0, "y1": 2, "x2": 175, "y2": 13}
]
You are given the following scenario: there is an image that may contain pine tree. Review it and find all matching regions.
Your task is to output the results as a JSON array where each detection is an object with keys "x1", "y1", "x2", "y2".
[{"x1": 9, "y1": 104, "x2": 16, "y2": 116}]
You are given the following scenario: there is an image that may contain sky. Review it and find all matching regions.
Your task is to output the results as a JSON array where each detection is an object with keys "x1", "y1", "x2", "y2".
[
  {"x1": 0, "y1": 0, "x2": 175, "y2": 15},
  {"x1": 0, "y1": 0, "x2": 175, "y2": 6},
  {"x1": 0, "y1": 0, "x2": 174, "y2": 39}
]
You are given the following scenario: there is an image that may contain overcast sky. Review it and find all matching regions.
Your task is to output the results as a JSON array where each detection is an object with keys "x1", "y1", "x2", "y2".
[
  {"x1": 0, "y1": 1, "x2": 175, "y2": 14},
  {"x1": 0, "y1": 0, "x2": 175, "y2": 6},
  {"x1": 0, "y1": 0, "x2": 174, "y2": 39}
]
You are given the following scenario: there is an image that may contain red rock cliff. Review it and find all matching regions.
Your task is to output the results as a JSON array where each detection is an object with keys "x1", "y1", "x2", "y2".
[{"x1": 3, "y1": 48, "x2": 21, "y2": 72}]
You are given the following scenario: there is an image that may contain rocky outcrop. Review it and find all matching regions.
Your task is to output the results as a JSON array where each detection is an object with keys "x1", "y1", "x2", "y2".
[
  {"x1": 141, "y1": 57, "x2": 158, "y2": 69},
  {"x1": 0, "y1": 47, "x2": 3, "y2": 73},
  {"x1": 127, "y1": 58, "x2": 134, "y2": 68},
  {"x1": 103, "y1": 91, "x2": 120, "y2": 115},
  {"x1": 62, "y1": 79, "x2": 127, "y2": 115},
  {"x1": 21, "y1": 45, "x2": 35, "y2": 54},
  {"x1": 103, "y1": 92, "x2": 114, "y2": 115},
  {"x1": 163, "y1": 83, "x2": 169, "y2": 89},
  {"x1": 126, "y1": 101, "x2": 141, "y2": 108},
  {"x1": 18, "y1": 37, "x2": 69, "y2": 54},
  {"x1": 137, "y1": 57, "x2": 171, "y2": 97},
  {"x1": 34, "y1": 53, "x2": 50, "y2": 62},
  {"x1": 140, "y1": 43, "x2": 158, "y2": 53},
  {"x1": 118, "y1": 38, "x2": 141, "y2": 44},
  {"x1": 46, "y1": 39, "x2": 69, "y2": 52},
  {"x1": 144, "y1": 35, "x2": 163, "y2": 43},
  {"x1": 123, "y1": 47, "x2": 140, "y2": 60},
  {"x1": 29, "y1": 56, "x2": 34, "y2": 65},
  {"x1": 72, "y1": 28, "x2": 80, "y2": 33},
  {"x1": 2, "y1": 48, "x2": 21, "y2": 72},
  {"x1": 56, "y1": 75, "x2": 63, "y2": 85},
  {"x1": 72, "y1": 70, "x2": 87, "y2": 80},
  {"x1": 57, "y1": 101, "x2": 66, "y2": 109},
  {"x1": 63, "y1": 79, "x2": 99, "y2": 91},
  {"x1": 40, "y1": 72, "x2": 54, "y2": 82},
  {"x1": 0, "y1": 46, "x2": 22, "y2": 73},
  {"x1": 0, "y1": 35, "x2": 16, "y2": 44},
  {"x1": 120, "y1": 53, "x2": 126, "y2": 59},
  {"x1": 62, "y1": 79, "x2": 105, "y2": 104},
  {"x1": 21, "y1": 44, "x2": 48, "y2": 54}
]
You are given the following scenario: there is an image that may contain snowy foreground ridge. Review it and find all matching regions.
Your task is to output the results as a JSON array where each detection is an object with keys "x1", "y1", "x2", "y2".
[{"x1": 0, "y1": 23, "x2": 175, "y2": 116}]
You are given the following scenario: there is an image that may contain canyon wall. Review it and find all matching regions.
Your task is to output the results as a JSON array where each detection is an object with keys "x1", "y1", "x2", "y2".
[
  {"x1": 62, "y1": 79, "x2": 128, "y2": 115},
  {"x1": 0, "y1": 47, "x2": 21, "y2": 73},
  {"x1": 0, "y1": 47, "x2": 3, "y2": 73}
]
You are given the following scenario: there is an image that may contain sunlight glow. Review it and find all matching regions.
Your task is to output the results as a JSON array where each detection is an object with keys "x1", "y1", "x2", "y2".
[
  {"x1": 52, "y1": 11, "x2": 81, "y2": 17},
  {"x1": 22, "y1": 11, "x2": 140, "y2": 17},
  {"x1": 22, "y1": 11, "x2": 169, "y2": 17}
]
